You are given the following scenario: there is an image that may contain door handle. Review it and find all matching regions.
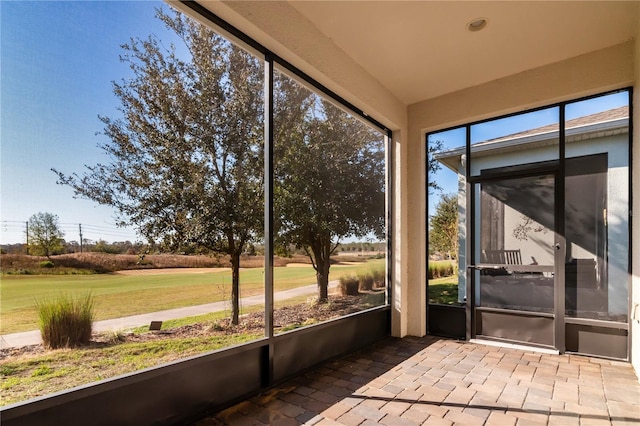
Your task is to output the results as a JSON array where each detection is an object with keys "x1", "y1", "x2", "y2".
[
  {"x1": 467, "y1": 265, "x2": 501, "y2": 271},
  {"x1": 554, "y1": 243, "x2": 561, "y2": 251}
]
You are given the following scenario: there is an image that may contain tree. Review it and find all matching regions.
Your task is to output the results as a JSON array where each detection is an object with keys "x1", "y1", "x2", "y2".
[
  {"x1": 27, "y1": 212, "x2": 65, "y2": 257},
  {"x1": 53, "y1": 9, "x2": 263, "y2": 325},
  {"x1": 429, "y1": 194, "x2": 458, "y2": 260},
  {"x1": 427, "y1": 139, "x2": 444, "y2": 194},
  {"x1": 274, "y1": 79, "x2": 385, "y2": 302}
]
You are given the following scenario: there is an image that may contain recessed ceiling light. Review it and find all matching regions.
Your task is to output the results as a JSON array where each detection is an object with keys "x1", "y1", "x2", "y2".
[{"x1": 467, "y1": 18, "x2": 488, "y2": 32}]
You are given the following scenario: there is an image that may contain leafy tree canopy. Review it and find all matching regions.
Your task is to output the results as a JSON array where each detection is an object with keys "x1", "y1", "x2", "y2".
[
  {"x1": 53, "y1": 7, "x2": 387, "y2": 312},
  {"x1": 53, "y1": 8, "x2": 263, "y2": 324},
  {"x1": 27, "y1": 212, "x2": 65, "y2": 257},
  {"x1": 274, "y1": 78, "x2": 386, "y2": 301},
  {"x1": 429, "y1": 193, "x2": 458, "y2": 260},
  {"x1": 427, "y1": 139, "x2": 444, "y2": 194}
]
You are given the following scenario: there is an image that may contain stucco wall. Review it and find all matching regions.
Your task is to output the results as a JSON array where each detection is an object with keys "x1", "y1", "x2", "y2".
[
  {"x1": 409, "y1": 41, "x2": 636, "y2": 338},
  {"x1": 632, "y1": 7, "x2": 640, "y2": 376}
]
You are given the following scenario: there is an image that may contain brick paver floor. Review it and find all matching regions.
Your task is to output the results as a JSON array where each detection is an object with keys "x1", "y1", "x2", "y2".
[{"x1": 194, "y1": 336, "x2": 640, "y2": 425}]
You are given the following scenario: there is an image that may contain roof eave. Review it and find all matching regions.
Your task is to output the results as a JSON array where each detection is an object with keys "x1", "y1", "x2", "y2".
[{"x1": 432, "y1": 117, "x2": 628, "y2": 165}]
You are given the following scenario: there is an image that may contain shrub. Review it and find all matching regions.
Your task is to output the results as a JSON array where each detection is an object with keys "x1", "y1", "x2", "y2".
[
  {"x1": 428, "y1": 261, "x2": 456, "y2": 279},
  {"x1": 358, "y1": 272, "x2": 375, "y2": 291},
  {"x1": 39, "y1": 260, "x2": 55, "y2": 268},
  {"x1": 339, "y1": 275, "x2": 360, "y2": 296},
  {"x1": 370, "y1": 268, "x2": 386, "y2": 288},
  {"x1": 36, "y1": 293, "x2": 94, "y2": 349}
]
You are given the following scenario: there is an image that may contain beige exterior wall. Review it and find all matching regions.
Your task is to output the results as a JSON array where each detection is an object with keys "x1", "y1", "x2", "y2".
[
  {"x1": 392, "y1": 129, "x2": 408, "y2": 337},
  {"x1": 632, "y1": 4, "x2": 640, "y2": 376},
  {"x1": 408, "y1": 41, "x2": 636, "y2": 339}
]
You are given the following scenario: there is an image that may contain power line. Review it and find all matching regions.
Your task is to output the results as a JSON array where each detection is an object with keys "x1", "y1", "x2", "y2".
[
  {"x1": 0, "y1": 224, "x2": 24, "y2": 231},
  {"x1": 56, "y1": 226, "x2": 134, "y2": 238},
  {"x1": 1, "y1": 220, "x2": 142, "y2": 244}
]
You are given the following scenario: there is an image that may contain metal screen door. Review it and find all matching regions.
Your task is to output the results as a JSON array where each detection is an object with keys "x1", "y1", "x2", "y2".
[{"x1": 470, "y1": 172, "x2": 562, "y2": 349}]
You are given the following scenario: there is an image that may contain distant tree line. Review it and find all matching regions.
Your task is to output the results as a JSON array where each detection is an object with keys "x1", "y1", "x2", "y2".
[
  {"x1": 337, "y1": 242, "x2": 386, "y2": 253},
  {"x1": 2, "y1": 216, "x2": 383, "y2": 258},
  {"x1": 1, "y1": 238, "x2": 147, "y2": 258},
  {"x1": 1, "y1": 237, "x2": 242, "y2": 257},
  {"x1": 0, "y1": 212, "x2": 140, "y2": 256}
]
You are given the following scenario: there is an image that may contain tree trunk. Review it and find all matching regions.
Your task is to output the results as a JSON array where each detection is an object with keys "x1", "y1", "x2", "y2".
[
  {"x1": 314, "y1": 243, "x2": 331, "y2": 303},
  {"x1": 230, "y1": 251, "x2": 241, "y2": 325},
  {"x1": 306, "y1": 235, "x2": 334, "y2": 304},
  {"x1": 316, "y1": 260, "x2": 329, "y2": 303}
]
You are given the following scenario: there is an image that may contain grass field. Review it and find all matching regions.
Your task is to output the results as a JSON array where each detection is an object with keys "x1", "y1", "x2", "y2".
[
  {"x1": 428, "y1": 275, "x2": 459, "y2": 305},
  {"x1": 1, "y1": 259, "x2": 384, "y2": 334},
  {"x1": 0, "y1": 255, "x2": 386, "y2": 406},
  {"x1": 0, "y1": 332, "x2": 262, "y2": 406},
  {"x1": 0, "y1": 289, "x2": 387, "y2": 406}
]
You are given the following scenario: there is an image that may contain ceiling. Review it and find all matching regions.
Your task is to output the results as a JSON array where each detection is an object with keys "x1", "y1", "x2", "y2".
[{"x1": 287, "y1": 1, "x2": 638, "y2": 105}]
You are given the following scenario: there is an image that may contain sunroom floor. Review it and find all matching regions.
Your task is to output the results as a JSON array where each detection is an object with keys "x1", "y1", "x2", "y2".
[{"x1": 194, "y1": 336, "x2": 640, "y2": 425}]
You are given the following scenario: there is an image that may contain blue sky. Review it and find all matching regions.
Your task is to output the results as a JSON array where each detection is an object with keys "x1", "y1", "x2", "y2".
[
  {"x1": 1, "y1": 2, "x2": 629, "y2": 244},
  {"x1": 1, "y1": 1, "x2": 174, "y2": 244}
]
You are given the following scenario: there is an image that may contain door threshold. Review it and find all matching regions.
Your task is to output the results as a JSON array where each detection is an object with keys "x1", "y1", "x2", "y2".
[{"x1": 470, "y1": 339, "x2": 560, "y2": 355}]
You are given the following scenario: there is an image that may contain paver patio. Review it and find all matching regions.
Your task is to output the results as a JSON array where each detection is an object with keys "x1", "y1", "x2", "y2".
[{"x1": 194, "y1": 336, "x2": 640, "y2": 425}]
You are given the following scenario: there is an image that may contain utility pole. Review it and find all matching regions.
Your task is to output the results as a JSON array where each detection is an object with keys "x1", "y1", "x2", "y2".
[
  {"x1": 25, "y1": 221, "x2": 29, "y2": 255},
  {"x1": 79, "y1": 224, "x2": 83, "y2": 253}
]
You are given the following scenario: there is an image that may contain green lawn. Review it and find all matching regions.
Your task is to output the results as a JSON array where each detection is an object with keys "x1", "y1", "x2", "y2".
[
  {"x1": 0, "y1": 332, "x2": 262, "y2": 406},
  {"x1": 428, "y1": 275, "x2": 459, "y2": 305},
  {"x1": 1, "y1": 259, "x2": 384, "y2": 333},
  {"x1": 0, "y1": 285, "x2": 386, "y2": 406}
]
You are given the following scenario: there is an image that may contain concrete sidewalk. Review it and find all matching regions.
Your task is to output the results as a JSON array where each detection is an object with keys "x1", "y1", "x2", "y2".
[{"x1": 0, "y1": 281, "x2": 337, "y2": 349}]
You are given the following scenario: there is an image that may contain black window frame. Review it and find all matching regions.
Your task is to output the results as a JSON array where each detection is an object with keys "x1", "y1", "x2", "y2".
[
  {"x1": 425, "y1": 87, "x2": 633, "y2": 346},
  {"x1": 179, "y1": 1, "x2": 394, "y2": 338}
]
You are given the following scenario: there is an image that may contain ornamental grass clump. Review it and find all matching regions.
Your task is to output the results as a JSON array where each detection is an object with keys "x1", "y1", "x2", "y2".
[
  {"x1": 428, "y1": 261, "x2": 456, "y2": 279},
  {"x1": 357, "y1": 272, "x2": 375, "y2": 291},
  {"x1": 339, "y1": 275, "x2": 360, "y2": 296},
  {"x1": 37, "y1": 293, "x2": 94, "y2": 349},
  {"x1": 369, "y1": 268, "x2": 386, "y2": 288}
]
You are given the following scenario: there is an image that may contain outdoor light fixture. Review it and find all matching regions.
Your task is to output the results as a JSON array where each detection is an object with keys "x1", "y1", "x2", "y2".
[{"x1": 467, "y1": 18, "x2": 488, "y2": 32}]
